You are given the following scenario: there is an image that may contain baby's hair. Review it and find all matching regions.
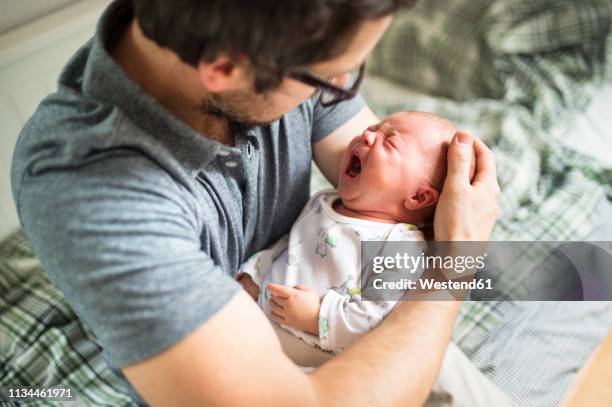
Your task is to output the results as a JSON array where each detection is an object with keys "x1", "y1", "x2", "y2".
[
  {"x1": 384, "y1": 110, "x2": 478, "y2": 190},
  {"x1": 401, "y1": 111, "x2": 456, "y2": 128},
  {"x1": 396, "y1": 111, "x2": 476, "y2": 191}
]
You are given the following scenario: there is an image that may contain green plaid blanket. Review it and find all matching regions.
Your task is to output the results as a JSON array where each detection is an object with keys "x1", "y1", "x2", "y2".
[
  {"x1": 0, "y1": 231, "x2": 135, "y2": 406},
  {"x1": 2, "y1": 0, "x2": 612, "y2": 404}
]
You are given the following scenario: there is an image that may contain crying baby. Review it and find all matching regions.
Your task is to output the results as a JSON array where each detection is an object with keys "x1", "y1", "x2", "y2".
[{"x1": 237, "y1": 110, "x2": 476, "y2": 352}]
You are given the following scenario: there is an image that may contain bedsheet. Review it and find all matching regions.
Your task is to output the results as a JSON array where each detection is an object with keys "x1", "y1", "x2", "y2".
[{"x1": 0, "y1": 230, "x2": 134, "y2": 406}]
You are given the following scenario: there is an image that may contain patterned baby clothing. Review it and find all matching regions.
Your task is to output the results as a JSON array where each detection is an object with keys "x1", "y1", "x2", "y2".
[{"x1": 241, "y1": 189, "x2": 425, "y2": 353}]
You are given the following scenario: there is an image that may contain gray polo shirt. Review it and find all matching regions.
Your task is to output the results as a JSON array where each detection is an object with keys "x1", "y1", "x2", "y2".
[{"x1": 10, "y1": 0, "x2": 364, "y2": 403}]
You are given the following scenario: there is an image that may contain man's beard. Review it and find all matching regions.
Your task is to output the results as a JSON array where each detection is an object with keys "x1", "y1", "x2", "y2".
[{"x1": 195, "y1": 92, "x2": 279, "y2": 133}]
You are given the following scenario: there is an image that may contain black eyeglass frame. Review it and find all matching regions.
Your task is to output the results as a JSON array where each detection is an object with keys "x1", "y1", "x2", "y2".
[{"x1": 287, "y1": 63, "x2": 366, "y2": 107}]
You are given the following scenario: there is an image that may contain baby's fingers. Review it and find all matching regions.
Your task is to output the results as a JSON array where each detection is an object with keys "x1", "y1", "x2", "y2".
[
  {"x1": 270, "y1": 297, "x2": 285, "y2": 314},
  {"x1": 271, "y1": 296, "x2": 286, "y2": 308},
  {"x1": 270, "y1": 294, "x2": 288, "y2": 306},
  {"x1": 267, "y1": 283, "x2": 295, "y2": 299},
  {"x1": 270, "y1": 310, "x2": 285, "y2": 324}
]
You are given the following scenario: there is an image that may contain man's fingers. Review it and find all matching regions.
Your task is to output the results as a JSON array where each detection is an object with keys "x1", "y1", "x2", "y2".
[
  {"x1": 471, "y1": 137, "x2": 498, "y2": 185},
  {"x1": 293, "y1": 284, "x2": 308, "y2": 291},
  {"x1": 267, "y1": 283, "x2": 294, "y2": 299},
  {"x1": 446, "y1": 132, "x2": 474, "y2": 187}
]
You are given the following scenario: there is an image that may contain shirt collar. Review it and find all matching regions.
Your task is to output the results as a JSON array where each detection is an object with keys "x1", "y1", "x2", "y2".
[{"x1": 79, "y1": 0, "x2": 236, "y2": 176}]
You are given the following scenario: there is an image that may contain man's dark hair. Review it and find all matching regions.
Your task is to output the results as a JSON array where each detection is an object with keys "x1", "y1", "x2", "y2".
[{"x1": 132, "y1": 0, "x2": 416, "y2": 92}]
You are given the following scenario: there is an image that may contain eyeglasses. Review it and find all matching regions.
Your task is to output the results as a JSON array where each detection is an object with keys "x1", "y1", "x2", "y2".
[{"x1": 287, "y1": 63, "x2": 366, "y2": 107}]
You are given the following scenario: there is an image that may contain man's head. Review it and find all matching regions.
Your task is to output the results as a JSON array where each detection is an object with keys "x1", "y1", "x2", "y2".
[
  {"x1": 131, "y1": 0, "x2": 416, "y2": 127},
  {"x1": 337, "y1": 111, "x2": 476, "y2": 225}
]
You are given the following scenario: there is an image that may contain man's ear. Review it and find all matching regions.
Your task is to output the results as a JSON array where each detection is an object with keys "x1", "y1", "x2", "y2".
[
  {"x1": 403, "y1": 184, "x2": 439, "y2": 211},
  {"x1": 196, "y1": 54, "x2": 251, "y2": 92}
]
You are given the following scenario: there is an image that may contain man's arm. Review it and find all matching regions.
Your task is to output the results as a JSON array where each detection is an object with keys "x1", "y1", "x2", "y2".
[
  {"x1": 312, "y1": 105, "x2": 379, "y2": 186},
  {"x1": 123, "y1": 290, "x2": 459, "y2": 407}
]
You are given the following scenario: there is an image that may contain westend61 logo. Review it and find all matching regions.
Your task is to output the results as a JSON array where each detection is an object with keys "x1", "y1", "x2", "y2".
[
  {"x1": 371, "y1": 252, "x2": 487, "y2": 274},
  {"x1": 368, "y1": 252, "x2": 492, "y2": 294},
  {"x1": 360, "y1": 241, "x2": 612, "y2": 301},
  {"x1": 362, "y1": 242, "x2": 493, "y2": 300}
]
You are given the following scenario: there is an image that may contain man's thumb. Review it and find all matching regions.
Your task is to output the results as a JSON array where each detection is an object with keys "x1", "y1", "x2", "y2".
[{"x1": 447, "y1": 132, "x2": 474, "y2": 186}]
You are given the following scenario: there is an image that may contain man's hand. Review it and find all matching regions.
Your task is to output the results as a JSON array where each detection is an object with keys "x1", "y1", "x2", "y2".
[
  {"x1": 434, "y1": 131, "x2": 500, "y2": 241},
  {"x1": 267, "y1": 283, "x2": 321, "y2": 335},
  {"x1": 237, "y1": 273, "x2": 260, "y2": 301}
]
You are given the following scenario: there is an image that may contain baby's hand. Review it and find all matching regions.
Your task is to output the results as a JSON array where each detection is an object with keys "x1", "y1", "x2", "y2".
[
  {"x1": 236, "y1": 273, "x2": 260, "y2": 301},
  {"x1": 267, "y1": 283, "x2": 321, "y2": 335}
]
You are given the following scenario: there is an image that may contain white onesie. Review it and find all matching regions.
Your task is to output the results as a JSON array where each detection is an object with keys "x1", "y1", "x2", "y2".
[{"x1": 241, "y1": 189, "x2": 426, "y2": 353}]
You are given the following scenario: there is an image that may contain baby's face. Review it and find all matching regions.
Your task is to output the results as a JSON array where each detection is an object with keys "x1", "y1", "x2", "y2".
[{"x1": 337, "y1": 111, "x2": 458, "y2": 222}]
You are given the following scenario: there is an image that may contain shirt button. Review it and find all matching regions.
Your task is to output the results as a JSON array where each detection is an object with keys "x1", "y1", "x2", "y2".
[
  {"x1": 225, "y1": 161, "x2": 238, "y2": 168},
  {"x1": 218, "y1": 150, "x2": 230, "y2": 157}
]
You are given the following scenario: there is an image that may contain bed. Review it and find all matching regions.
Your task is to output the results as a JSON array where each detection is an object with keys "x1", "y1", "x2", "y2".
[{"x1": 2, "y1": 0, "x2": 612, "y2": 406}]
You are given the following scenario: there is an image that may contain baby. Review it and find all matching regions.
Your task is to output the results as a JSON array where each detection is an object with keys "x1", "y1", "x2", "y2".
[{"x1": 238, "y1": 111, "x2": 475, "y2": 353}]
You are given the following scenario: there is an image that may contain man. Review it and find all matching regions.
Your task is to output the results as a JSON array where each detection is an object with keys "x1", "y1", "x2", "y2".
[{"x1": 11, "y1": 0, "x2": 500, "y2": 405}]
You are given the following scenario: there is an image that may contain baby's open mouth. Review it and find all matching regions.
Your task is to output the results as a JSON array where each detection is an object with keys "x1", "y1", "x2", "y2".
[{"x1": 346, "y1": 154, "x2": 362, "y2": 178}]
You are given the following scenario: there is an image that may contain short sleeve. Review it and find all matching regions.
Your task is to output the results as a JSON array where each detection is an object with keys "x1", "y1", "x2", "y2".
[
  {"x1": 14, "y1": 153, "x2": 241, "y2": 368},
  {"x1": 311, "y1": 92, "x2": 366, "y2": 143}
]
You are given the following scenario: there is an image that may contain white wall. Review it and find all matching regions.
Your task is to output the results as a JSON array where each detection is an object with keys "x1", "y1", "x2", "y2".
[
  {"x1": 0, "y1": 0, "x2": 81, "y2": 34},
  {"x1": 0, "y1": 0, "x2": 109, "y2": 240}
]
